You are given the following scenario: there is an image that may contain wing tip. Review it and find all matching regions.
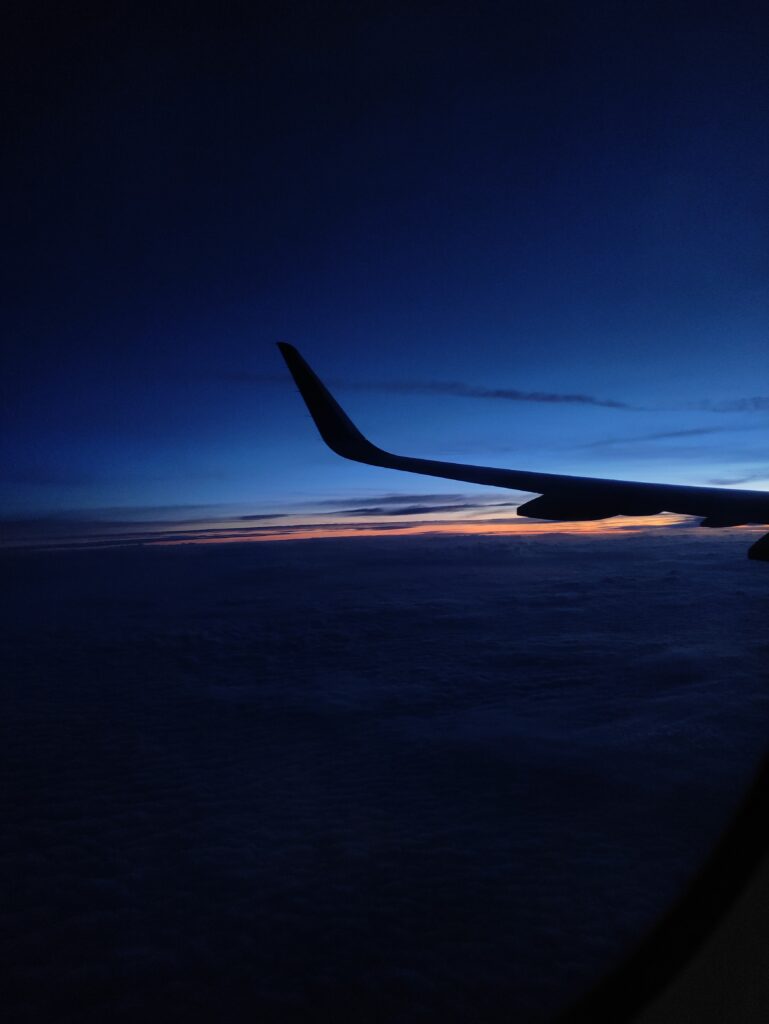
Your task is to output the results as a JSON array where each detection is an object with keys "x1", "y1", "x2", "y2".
[{"x1": 276, "y1": 342, "x2": 383, "y2": 464}]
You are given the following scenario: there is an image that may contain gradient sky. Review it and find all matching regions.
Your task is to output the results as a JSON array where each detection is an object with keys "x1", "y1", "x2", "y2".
[{"x1": 2, "y1": 2, "x2": 767, "y2": 539}]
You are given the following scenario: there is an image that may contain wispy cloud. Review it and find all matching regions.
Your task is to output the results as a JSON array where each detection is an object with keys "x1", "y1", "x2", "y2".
[
  {"x1": 303, "y1": 492, "x2": 519, "y2": 518},
  {"x1": 230, "y1": 369, "x2": 769, "y2": 415},
  {"x1": 226, "y1": 371, "x2": 635, "y2": 409},
  {"x1": 342, "y1": 379, "x2": 635, "y2": 409},
  {"x1": 333, "y1": 502, "x2": 509, "y2": 517},
  {"x1": 696, "y1": 397, "x2": 769, "y2": 413},
  {"x1": 578, "y1": 426, "x2": 745, "y2": 449},
  {"x1": 310, "y1": 492, "x2": 474, "y2": 507},
  {"x1": 707, "y1": 471, "x2": 769, "y2": 487},
  {"x1": 238, "y1": 512, "x2": 290, "y2": 521}
]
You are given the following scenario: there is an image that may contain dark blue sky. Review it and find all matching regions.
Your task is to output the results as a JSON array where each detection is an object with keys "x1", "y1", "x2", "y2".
[{"x1": 2, "y1": 2, "x2": 767, "y2": 529}]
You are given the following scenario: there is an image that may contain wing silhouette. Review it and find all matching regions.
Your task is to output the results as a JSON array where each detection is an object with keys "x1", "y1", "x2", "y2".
[{"x1": 278, "y1": 343, "x2": 769, "y2": 560}]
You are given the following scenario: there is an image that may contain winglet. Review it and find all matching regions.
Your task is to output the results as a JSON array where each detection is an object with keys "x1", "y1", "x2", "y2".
[{"x1": 277, "y1": 343, "x2": 386, "y2": 464}]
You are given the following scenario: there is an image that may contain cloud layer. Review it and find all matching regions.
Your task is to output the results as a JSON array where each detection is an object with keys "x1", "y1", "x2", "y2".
[
  {"x1": 1, "y1": 489, "x2": 719, "y2": 551},
  {"x1": 3, "y1": 534, "x2": 768, "y2": 1022}
]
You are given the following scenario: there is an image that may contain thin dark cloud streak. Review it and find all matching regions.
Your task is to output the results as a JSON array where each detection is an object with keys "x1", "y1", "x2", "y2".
[
  {"x1": 341, "y1": 379, "x2": 635, "y2": 409},
  {"x1": 333, "y1": 502, "x2": 504, "y2": 517},
  {"x1": 707, "y1": 471, "x2": 769, "y2": 487},
  {"x1": 228, "y1": 372, "x2": 769, "y2": 415},
  {"x1": 696, "y1": 397, "x2": 769, "y2": 413},
  {"x1": 238, "y1": 513, "x2": 290, "y2": 521},
  {"x1": 309, "y1": 492, "x2": 476, "y2": 507},
  {"x1": 224, "y1": 371, "x2": 635, "y2": 409},
  {"x1": 577, "y1": 426, "x2": 750, "y2": 449},
  {"x1": 227, "y1": 371, "x2": 769, "y2": 415}
]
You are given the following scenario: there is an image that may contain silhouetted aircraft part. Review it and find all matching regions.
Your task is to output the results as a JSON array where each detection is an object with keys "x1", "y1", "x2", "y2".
[
  {"x1": 516, "y1": 495, "x2": 663, "y2": 521},
  {"x1": 748, "y1": 532, "x2": 769, "y2": 561},
  {"x1": 277, "y1": 343, "x2": 769, "y2": 558}
]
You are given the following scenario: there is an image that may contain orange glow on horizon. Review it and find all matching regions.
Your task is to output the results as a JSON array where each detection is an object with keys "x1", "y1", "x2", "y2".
[
  {"x1": 10, "y1": 515, "x2": 764, "y2": 552},
  {"x1": 155, "y1": 514, "x2": 718, "y2": 546}
]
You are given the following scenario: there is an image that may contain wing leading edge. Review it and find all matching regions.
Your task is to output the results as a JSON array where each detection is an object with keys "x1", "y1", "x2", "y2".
[{"x1": 277, "y1": 343, "x2": 769, "y2": 561}]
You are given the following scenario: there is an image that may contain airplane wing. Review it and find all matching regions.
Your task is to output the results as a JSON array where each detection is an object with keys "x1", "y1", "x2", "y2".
[{"x1": 277, "y1": 343, "x2": 769, "y2": 561}]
